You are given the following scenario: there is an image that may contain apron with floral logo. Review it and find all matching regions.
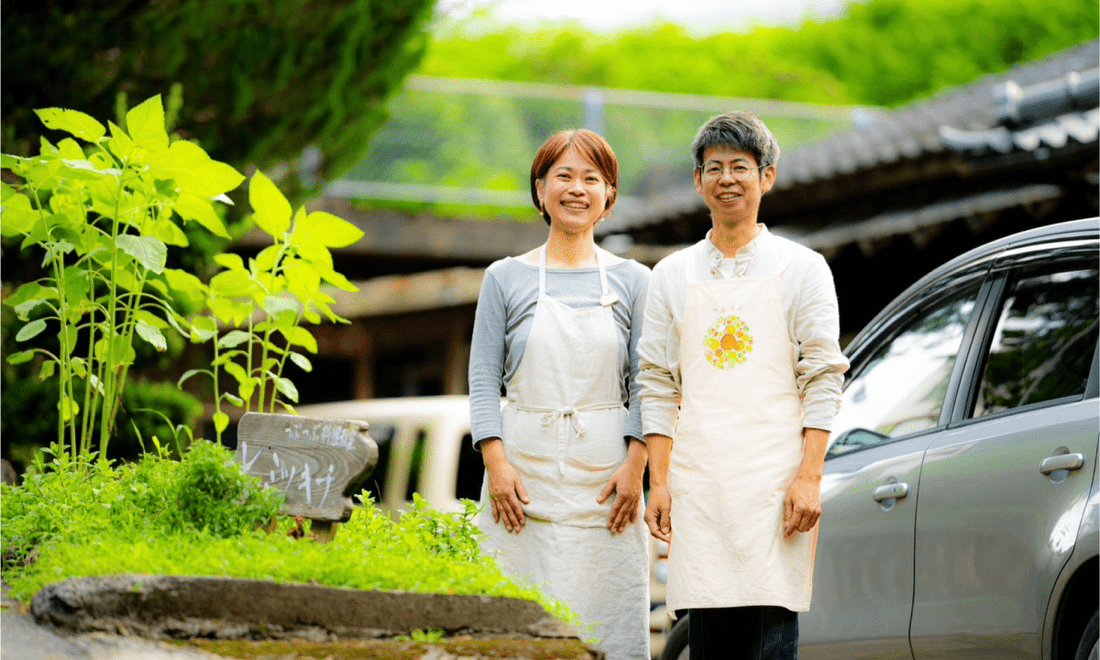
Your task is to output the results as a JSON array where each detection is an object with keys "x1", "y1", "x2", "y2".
[{"x1": 666, "y1": 274, "x2": 816, "y2": 612}]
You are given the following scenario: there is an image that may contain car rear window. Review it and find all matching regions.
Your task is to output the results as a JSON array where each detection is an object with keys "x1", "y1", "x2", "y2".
[{"x1": 972, "y1": 261, "x2": 1099, "y2": 417}]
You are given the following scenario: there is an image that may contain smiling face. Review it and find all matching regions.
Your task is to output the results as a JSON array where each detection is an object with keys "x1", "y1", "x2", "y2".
[
  {"x1": 535, "y1": 146, "x2": 613, "y2": 235},
  {"x1": 694, "y1": 146, "x2": 776, "y2": 229}
]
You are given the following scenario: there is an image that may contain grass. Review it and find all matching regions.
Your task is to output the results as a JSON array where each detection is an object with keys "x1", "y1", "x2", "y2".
[{"x1": 0, "y1": 441, "x2": 574, "y2": 623}]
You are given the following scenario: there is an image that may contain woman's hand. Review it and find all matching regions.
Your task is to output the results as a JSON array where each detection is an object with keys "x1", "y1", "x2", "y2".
[
  {"x1": 480, "y1": 438, "x2": 530, "y2": 533},
  {"x1": 598, "y1": 439, "x2": 648, "y2": 534}
]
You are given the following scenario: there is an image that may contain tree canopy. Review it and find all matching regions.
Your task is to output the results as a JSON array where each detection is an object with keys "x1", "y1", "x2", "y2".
[
  {"x1": 2, "y1": 0, "x2": 436, "y2": 186},
  {"x1": 420, "y1": 0, "x2": 1099, "y2": 107}
]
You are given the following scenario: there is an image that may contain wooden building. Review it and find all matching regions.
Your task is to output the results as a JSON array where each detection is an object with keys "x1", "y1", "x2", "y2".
[
  {"x1": 598, "y1": 39, "x2": 1099, "y2": 339},
  {"x1": 233, "y1": 39, "x2": 1099, "y2": 406},
  {"x1": 232, "y1": 204, "x2": 548, "y2": 405}
]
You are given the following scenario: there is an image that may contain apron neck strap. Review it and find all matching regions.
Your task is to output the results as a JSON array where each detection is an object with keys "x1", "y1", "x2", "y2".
[{"x1": 539, "y1": 245, "x2": 610, "y2": 297}]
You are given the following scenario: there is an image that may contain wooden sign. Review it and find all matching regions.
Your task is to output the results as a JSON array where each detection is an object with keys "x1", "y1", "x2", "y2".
[{"x1": 235, "y1": 413, "x2": 378, "y2": 524}]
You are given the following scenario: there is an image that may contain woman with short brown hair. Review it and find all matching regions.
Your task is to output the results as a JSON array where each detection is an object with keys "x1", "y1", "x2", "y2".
[{"x1": 469, "y1": 129, "x2": 651, "y2": 659}]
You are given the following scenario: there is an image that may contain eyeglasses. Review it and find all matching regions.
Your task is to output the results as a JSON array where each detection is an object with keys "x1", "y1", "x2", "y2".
[{"x1": 697, "y1": 162, "x2": 768, "y2": 181}]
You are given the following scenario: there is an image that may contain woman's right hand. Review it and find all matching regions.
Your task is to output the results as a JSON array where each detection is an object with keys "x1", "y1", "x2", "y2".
[{"x1": 480, "y1": 438, "x2": 530, "y2": 532}]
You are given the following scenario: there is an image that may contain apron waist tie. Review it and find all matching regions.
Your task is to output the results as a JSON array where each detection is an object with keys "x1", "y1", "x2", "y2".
[
  {"x1": 541, "y1": 406, "x2": 585, "y2": 435},
  {"x1": 508, "y1": 400, "x2": 623, "y2": 477},
  {"x1": 509, "y1": 400, "x2": 623, "y2": 424}
]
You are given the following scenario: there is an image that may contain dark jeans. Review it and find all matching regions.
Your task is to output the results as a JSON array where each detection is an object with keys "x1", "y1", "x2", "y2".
[{"x1": 687, "y1": 606, "x2": 799, "y2": 660}]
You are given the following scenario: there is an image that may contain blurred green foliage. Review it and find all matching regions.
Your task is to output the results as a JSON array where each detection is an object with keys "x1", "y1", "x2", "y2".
[
  {"x1": 345, "y1": 87, "x2": 848, "y2": 207},
  {"x1": 343, "y1": 0, "x2": 1096, "y2": 217},
  {"x1": 422, "y1": 23, "x2": 849, "y2": 103},
  {"x1": 787, "y1": 0, "x2": 1100, "y2": 105},
  {"x1": 1, "y1": 0, "x2": 436, "y2": 191},
  {"x1": 421, "y1": 0, "x2": 1099, "y2": 107},
  {"x1": 1, "y1": 2, "x2": 434, "y2": 475}
]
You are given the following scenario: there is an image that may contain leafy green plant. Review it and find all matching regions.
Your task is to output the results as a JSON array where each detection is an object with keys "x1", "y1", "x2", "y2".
[
  {"x1": 178, "y1": 170, "x2": 364, "y2": 439},
  {"x1": 113, "y1": 380, "x2": 204, "y2": 460},
  {"x1": 0, "y1": 440, "x2": 284, "y2": 575},
  {"x1": 398, "y1": 628, "x2": 445, "y2": 642},
  {"x1": 1, "y1": 94, "x2": 366, "y2": 455},
  {"x1": 1, "y1": 95, "x2": 243, "y2": 461},
  {"x1": 0, "y1": 445, "x2": 575, "y2": 624}
]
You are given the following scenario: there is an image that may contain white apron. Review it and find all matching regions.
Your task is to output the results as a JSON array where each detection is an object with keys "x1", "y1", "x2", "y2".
[
  {"x1": 666, "y1": 274, "x2": 816, "y2": 613},
  {"x1": 478, "y1": 247, "x2": 650, "y2": 660}
]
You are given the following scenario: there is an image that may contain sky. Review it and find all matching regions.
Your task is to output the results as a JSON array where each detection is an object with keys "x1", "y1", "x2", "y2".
[{"x1": 436, "y1": 0, "x2": 850, "y2": 35}]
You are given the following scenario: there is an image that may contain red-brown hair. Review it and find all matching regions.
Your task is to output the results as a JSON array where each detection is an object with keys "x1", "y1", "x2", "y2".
[{"x1": 530, "y1": 129, "x2": 619, "y2": 225}]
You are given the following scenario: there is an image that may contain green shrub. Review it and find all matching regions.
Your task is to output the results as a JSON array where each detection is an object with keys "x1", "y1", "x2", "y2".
[
  {"x1": 0, "y1": 446, "x2": 573, "y2": 622},
  {"x1": 1, "y1": 441, "x2": 283, "y2": 572},
  {"x1": 173, "y1": 440, "x2": 283, "y2": 537}
]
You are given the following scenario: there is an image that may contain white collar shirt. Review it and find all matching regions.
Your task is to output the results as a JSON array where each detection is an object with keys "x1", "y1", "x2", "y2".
[{"x1": 637, "y1": 225, "x2": 850, "y2": 438}]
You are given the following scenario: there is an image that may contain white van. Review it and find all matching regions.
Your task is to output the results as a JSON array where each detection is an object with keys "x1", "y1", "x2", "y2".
[
  {"x1": 294, "y1": 395, "x2": 483, "y2": 515},
  {"x1": 297, "y1": 394, "x2": 672, "y2": 659}
]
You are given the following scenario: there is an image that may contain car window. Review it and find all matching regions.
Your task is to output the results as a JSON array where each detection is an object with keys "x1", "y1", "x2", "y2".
[
  {"x1": 358, "y1": 423, "x2": 394, "y2": 505},
  {"x1": 403, "y1": 429, "x2": 427, "y2": 501},
  {"x1": 828, "y1": 284, "x2": 981, "y2": 456},
  {"x1": 972, "y1": 261, "x2": 1099, "y2": 417},
  {"x1": 454, "y1": 433, "x2": 485, "y2": 502}
]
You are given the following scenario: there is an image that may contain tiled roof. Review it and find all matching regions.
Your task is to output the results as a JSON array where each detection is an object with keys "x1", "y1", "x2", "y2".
[
  {"x1": 940, "y1": 107, "x2": 1099, "y2": 154},
  {"x1": 599, "y1": 39, "x2": 1100, "y2": 238},
  {"x1": 775, "y1": 38, "x2": 1099, "y2": 191}
]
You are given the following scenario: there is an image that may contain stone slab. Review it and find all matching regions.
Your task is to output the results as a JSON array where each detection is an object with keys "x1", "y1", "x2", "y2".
[
  {"x1": 1, "y1": 609, "x2": 224, "y2": 660},
  {"x1": 30, "y1": 575, "x2": 579, "y2": 643}
]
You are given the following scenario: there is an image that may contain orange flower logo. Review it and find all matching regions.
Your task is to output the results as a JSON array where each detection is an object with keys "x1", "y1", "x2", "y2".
[{"x1": 704, "y1": 313, "x2": 753, "y2": 368}]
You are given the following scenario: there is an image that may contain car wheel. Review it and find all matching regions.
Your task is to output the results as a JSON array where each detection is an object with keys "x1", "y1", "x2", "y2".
[
  {"x1": 661, "y1": 615, "x2": 689, "y2": 660},
  {"x1": 1075, "y1": 610, "x2": 1099, "y2": 660}
]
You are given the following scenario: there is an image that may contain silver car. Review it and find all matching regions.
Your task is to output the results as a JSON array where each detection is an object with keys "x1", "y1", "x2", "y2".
[{"x1": 662, "y1": 217, "x2": 1099, "y2": 660}]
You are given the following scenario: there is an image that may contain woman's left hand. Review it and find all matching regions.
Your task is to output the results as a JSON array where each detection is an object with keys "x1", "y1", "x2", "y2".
[{"x1": 598, "y1": 439, "x2": 648, "y2": 534}]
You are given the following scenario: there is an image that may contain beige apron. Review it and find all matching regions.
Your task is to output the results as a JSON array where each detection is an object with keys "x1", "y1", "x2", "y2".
[
  {"x1": 666, "y1": 274, "x2": 816, "y2": 612},
  {"x1": 478, "y1": 247, "x2": 650, "y2": 659}
]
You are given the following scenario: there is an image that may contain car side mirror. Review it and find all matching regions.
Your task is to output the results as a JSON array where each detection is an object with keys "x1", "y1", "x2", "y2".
[{"x1": 828, "y1": 427, "x2": 890, "y2": 457}]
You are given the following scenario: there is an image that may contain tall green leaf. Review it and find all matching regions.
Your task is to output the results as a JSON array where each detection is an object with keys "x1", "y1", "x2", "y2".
[
  {"x1": 174, "y1": 192, "x2": 229, "y2": 238},
  {"x1": 135, "y1": 320, "x2": 168, "y2": 352},
  {"x1": 249, "y1": 170, "x2": 292, "y2": 237},
  {"x1": 15, "y1": 319, "x2": 47, "y2": 342},
  {"x1": 295, "y1": 210, "x2": 364, "y2": 248},
  {"x1": 149, "y1": 141, "x2": 244, "y2": 198},
  {"x1": 116, "y1": 234, "x2": 168, "y2": 274},
  {"x1": 125, "y1": 95, "x2": 169, "y2": 153},
  {"x1": 33, "y1": 108, "x2": 105, "y2": 142}
]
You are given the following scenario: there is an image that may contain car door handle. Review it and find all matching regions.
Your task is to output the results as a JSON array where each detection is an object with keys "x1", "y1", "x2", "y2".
[
  {"x1": 873, "y1": 482, "x2": 909, "y2": 502},
  {"x1": 1039, "y1": 453, "x2": 1085, "y2": 475}
]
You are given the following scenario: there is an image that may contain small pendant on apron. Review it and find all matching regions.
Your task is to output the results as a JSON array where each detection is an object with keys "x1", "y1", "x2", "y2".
[{"x1": 599, "y1": 292, "x2": 619, "y2": 307}]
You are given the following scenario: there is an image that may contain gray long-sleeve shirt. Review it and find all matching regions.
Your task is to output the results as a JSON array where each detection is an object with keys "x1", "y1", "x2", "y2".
[{"x1": 468, "y1": 254, "x2": 651, "y2": 447}]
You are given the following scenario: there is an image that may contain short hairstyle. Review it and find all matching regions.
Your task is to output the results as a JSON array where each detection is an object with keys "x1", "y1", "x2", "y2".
[
  {"x1": 690, "y1": 111, "x2": 781, "y2": 172},
  {"x1": 530, "y1": 129, "x2": 619, "y2": 225}
]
